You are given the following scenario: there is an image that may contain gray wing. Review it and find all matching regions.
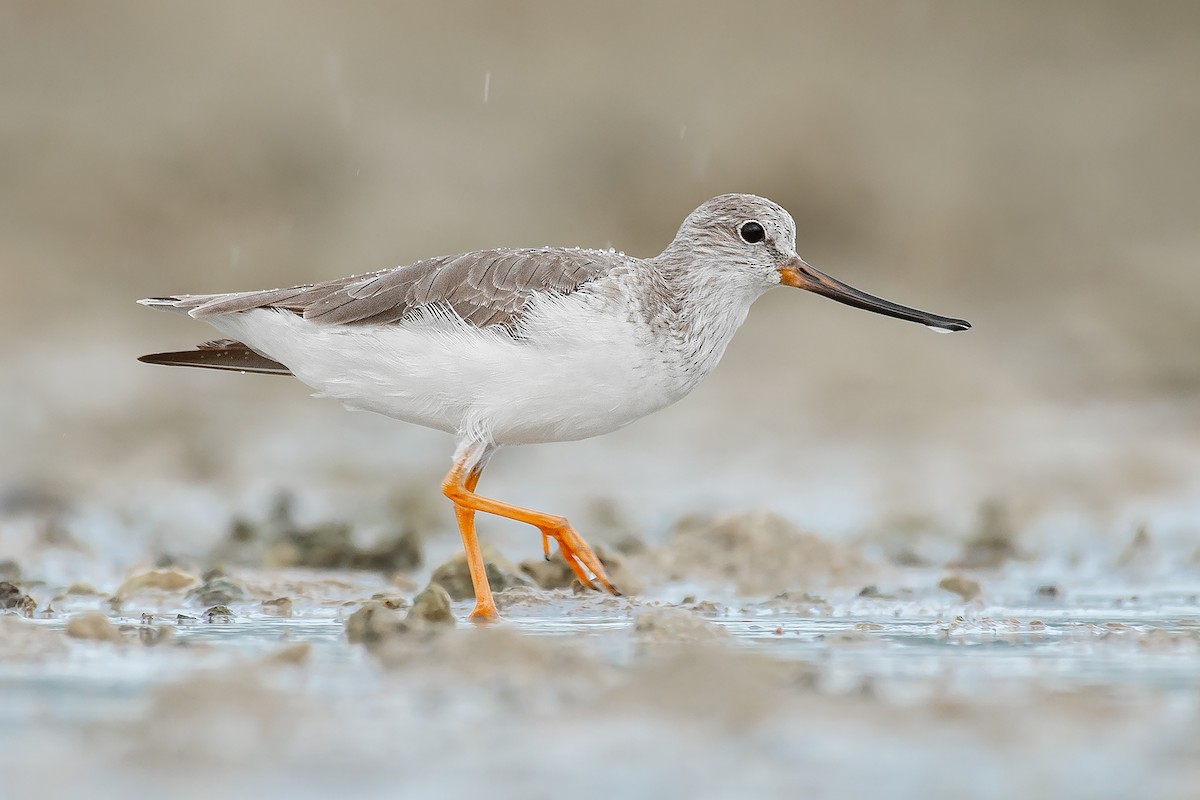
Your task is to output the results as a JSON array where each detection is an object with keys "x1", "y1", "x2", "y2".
[{"x1": 150, "y1": 247, "x2": 625, "y2": 330}]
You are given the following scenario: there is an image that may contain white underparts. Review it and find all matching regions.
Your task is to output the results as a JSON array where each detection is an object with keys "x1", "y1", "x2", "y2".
[{"x1": 201, "y1": 268, "x2": 770, "y2": 446}]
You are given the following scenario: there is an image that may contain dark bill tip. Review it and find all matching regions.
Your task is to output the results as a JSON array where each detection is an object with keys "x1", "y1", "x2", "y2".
[
  {"x1": 780, "y1": 259, "x2": 971, "y2": 333},
  {"x1": 926, "y1": 319, "x2": 971, "y2": 333}
]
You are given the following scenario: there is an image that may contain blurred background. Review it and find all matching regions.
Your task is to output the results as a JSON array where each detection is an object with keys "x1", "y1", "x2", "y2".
[{"x1": 2, "y1": 1, "x2": 1198, "y2": 568}]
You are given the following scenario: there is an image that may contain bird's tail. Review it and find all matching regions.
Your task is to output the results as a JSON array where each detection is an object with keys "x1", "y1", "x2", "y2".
[{"x1": 137, "y1": 338, "x2": 292, "y2": 376}]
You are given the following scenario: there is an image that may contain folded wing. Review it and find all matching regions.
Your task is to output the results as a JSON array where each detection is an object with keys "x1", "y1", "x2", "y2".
[{"x1": 144, "y1": 247, "x2": 624, "y2": 331}]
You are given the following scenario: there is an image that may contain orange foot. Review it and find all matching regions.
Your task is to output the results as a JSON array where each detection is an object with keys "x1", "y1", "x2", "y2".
[
  {"x1": 543, "y1": 524, "x2": 619, "y2": 595},
  {"x1": 443, "y1": 454, "x2": 620, "y2": 621}
]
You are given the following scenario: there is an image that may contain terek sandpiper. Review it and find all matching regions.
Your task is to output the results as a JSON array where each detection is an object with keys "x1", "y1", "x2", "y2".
[{"x1": 139, "y1": 193, "x2": 970, "y2": 619}]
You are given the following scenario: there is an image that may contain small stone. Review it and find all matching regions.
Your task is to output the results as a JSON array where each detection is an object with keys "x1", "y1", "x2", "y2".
[
  {"x1": 758, "y1": 591, "x2": 826, "y2": 613},
  {"x1": 370, "y1": 593, "x2": 410, "y2": 610},
  {"x1": 226, "y1": 489, "x2": 427, "y2": 573},
  {"x1": 633, "y1": 607, "x2": 730, "y2": 643},
  {"x1": 349, "y1": 529, "x2": 423, "y2": 573},
  {"x1": 65, "y1": 612, "x2": 122, "y2": 642},
  {"x1": 263, "y1": 522, "x2": 358, "y2": 569},
  {"x1": 429, "y1": 546, "x2": 524, "y2": 600},
  {"x1": 938, "y1": 575, "x2": 982, "y2": 601},
  {"x1": 662, "y1": 511, "x2": 872, "y2": 594},
  {"x1": 345, "y1": 601, "x2": 407, "y2": 644},
  {"x1": 261, "y1": 597, "x2": 293, "y2": 617},
  {"x1": 407, "y1": 583, "x2": 455, "y2": 626},
  {"x1": 116, "y1": 568, "x2": 197, "y2": 598},
  {"x1": 186, "y1": 573, "x2": 248, "y2": 605},
  {"x1": 203, "y1": 605, "x2": 234, "y2": 622},
  {"x1": 0, "y1": 581, "x2": 36, "y2": 615},
  {"x1": 684, "y1": 599, "x2": 721, "y2": 615}
]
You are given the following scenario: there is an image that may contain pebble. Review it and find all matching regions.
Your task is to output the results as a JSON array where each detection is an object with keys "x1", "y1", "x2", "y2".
[
  {"x1": 65, "y1": 612, "x2": 122, "y2": 642},
  {"x1": 938, "y1": 575, "x2": 982, "y2": 601}
]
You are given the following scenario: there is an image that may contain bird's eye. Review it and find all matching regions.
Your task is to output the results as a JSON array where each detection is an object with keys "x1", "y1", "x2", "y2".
[{"x1": 739, "y1": 221, "x2": 765, "y2": 244}]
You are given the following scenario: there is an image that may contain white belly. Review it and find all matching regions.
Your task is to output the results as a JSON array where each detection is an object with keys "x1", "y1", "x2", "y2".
[{"x1": 205, "y1": 293, "x2": 689, "y2": 446}]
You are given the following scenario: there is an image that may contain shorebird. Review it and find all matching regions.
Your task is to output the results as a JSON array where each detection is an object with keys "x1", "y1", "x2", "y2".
[{"x1": 139, "y1": 194, "x2": 969, "y2": 620}]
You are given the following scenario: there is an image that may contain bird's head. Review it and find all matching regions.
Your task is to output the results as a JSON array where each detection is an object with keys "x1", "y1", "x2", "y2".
[{"x1": 667, "y1": 193, "x2": 971, "y2": 333}]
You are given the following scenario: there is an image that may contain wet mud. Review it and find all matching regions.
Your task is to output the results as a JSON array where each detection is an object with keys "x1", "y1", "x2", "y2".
[{"x1": 3, "y1": 496, "x2": 1200, "y2": 799}]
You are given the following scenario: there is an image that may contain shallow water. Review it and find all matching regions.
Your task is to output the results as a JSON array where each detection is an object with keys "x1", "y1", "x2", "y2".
[
  {"x1": 5, "y1": 578, "x2": 1200, "y2": 800},
  {"x1": 11, "y1": 579, "x2": 1200, "y2": 696}
]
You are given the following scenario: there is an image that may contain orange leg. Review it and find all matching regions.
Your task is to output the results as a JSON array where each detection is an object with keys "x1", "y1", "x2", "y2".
[
  {"x1": 451, "y1": 464, "x2": 498, "y2": 621},
  {"x1": 441, "y1": 454, "x2": 619, "y2": 612}
]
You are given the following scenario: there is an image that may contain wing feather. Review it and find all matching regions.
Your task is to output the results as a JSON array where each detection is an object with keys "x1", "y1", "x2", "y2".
[{"x1": 154, "y1": 248, "x2": 626, "y2": 331}]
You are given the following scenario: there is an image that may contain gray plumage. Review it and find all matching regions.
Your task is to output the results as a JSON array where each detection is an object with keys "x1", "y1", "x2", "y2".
[{"x1": 144, "y1": 247, "x2": 629, "y2": 331}]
